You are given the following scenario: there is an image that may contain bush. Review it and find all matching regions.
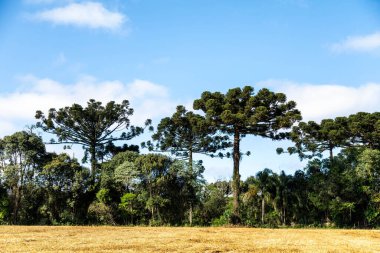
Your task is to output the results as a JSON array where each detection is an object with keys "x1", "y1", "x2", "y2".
[
  {"x1": 211, "y1": 209, "x2": 231, "y2": 226},
  {"x1": 88, "y1": 201, "x2": 115, "y2": 225}
]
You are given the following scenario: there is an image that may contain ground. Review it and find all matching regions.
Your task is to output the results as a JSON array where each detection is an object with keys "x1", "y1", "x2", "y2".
[{"x1": 0, "y1": 226, "x2": 379, "y2": 252}]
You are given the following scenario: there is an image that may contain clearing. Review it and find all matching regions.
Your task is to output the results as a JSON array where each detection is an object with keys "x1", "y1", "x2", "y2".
[{"x1": 0, "y1": 226, "x2": 379, "y2": 252}]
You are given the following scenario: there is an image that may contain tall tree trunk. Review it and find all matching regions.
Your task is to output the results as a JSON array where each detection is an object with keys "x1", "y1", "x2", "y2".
[
  {"x1": 149, "y1": 185, "x2": 154, "y2": 224},
  {"x1": 189, "y1": 149, "x2": 193, "y2": 172},
  {"x1": 13, "y1": 186, "x2": 20, "y2": 224},
  {"x1": 232, "y1": 127, "x2": 241, "y2": 223},
  {"x1": 189, "y1": 203, "x2": 193, "y2": 226},
  {"x1": 261, "y1": 197, "x2": 265, "y2": 224},
  {"x1": 188, "y1": 149, "x2": 194, "y2": 226},
  {"x1": 90, "y1": 145, "x2": 97, "y2": 179},
  {"x1": 14, "y1": 162, "x2": 25, "y2": 224}
]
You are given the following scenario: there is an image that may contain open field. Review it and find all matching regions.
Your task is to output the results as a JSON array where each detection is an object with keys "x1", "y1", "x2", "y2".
[{"x1": 0, "y1": 226, "x2": 379, "y2": 253}]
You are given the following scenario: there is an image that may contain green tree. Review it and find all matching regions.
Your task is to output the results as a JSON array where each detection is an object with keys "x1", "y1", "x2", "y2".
[
  {"x1": 0, "y1": 183, "x2": 9, "y2": 224},
  {"x1": 193, "y1": 86, "x2": 301, "y2": 222},
  {"x1": 35, "y1": 99, "x2": 150, "y2": 178},
  {"x1": 241, "y1": 176, "x2": 261, "y2": 225},
  {"x1": 0, "y1": 131, "x2": 46, "y2": 224},
  {"x1": 277, "y1": 171, "x2": 292, "y2": 225},
  {"x1": 40, "y1": 153, "x2": 82, "y2": 223},
  {"x1": 348, "y1": 112, "x2": 380, "y2": 149},
  {"x1": 356, "y1": 149, "x2": 380, "y2": 225},
  {"x1": 146, "y1": 105, "x2": 230, "y2": 168},
  {"x1": 101, "y1": 151, "x2": 140, "y2": 190},
  {"x1": 197, "y1": 180, "x2": 230, "y2": 226},
  {"x1": 286, "y1": 170, "x2": 309, "y2": 225},
  {"x1": 119, "y1": 193, "x2": 138, "y2": 224},
  {"x1": 145, "y1": 105, "x2": 223, "y2": 224},
  {"x1": 164, "y1": 160, "x2": 205, "y2": 225},
  {"x1": 279, "y1": 118, "x2": 349, "y2": 162},
  {"x1": 99, "y1": 151, "x2": 141, "y2": 224},
  {"x1": 256, "y1": 168, "x2": 278, "y2": 224},
  {"x1": 134, "y1": 154, "x2": 172, "y2": 224}
]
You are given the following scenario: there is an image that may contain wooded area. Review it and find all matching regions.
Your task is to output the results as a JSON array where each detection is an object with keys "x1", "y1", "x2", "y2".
[{"x1": 0, "y1": 86, "x2": 379, "y2": 227}]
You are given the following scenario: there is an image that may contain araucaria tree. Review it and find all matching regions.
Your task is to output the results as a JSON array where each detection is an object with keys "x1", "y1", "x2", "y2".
[
  {"x1": 193, "y1": 86, "x2": 301, "y2": 223},
  {"x1": 278, "y1": 117, "x2": 350, "y2": 162},
  {"x1": 147, "y1": 105, "x2": 230, "y2": 168},
  {"x1": 36, "y1": 99, "x2": 150, "y2": 178}
]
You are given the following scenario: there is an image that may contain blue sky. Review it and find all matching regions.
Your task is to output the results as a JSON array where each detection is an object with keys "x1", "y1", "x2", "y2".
[{"x1": 1, "y1": 0, "x2": 380, "y2": 181}]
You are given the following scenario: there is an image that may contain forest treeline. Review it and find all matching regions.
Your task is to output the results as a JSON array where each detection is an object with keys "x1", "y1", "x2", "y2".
[{"x1": 0, "y1": 86, "x2": 379, "y2": 227}]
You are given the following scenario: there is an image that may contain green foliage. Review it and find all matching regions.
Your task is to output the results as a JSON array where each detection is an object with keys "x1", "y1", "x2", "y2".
[
  {"x1": 196, "y1": 181, "x2": 230, "y2": 225},
  {"x1": 0, "y1": 190, "x2": 9, "y2": 224},
  {"x1": 114, "y1": 161, "x2": 138, "y2": 187},
  {"x1": 146, "y1": 105, "x2": 230, "y2": 160},
  {"x1": 356, "y1": 149, "x2": 380, "y2": 225},
  {"x1": 100, "y1": 151, "x2": 139, "y2": 189},
  {"x1": 280, "y1": 112, "x2": 380, "y2": 161},
  {"x1": 40, "y1": 153, "x2": 91, "y2": 224},
  {"x1": 348, "y1": 112, "x2": 380, "y2": 149},
  {"x1": 281, "y1": 118, "x2": 349, "y2": 160},
  {"x1": 96, "y1": 189, "x2": 111, "y2": 204},
  {"x1": 0, "y1": 131, "x2": 46, "y2": 224},
  {"x1": 211, "y1": 209, "x2": 232, "y2": 226},
  {"x1": 357, "y1": 149, "x2": 380, "y2": 185},
  {"x1": 88, "y1": 201, "x2": 115, "y2": 225},
  {"x1": 119, "y1": 193, "x2": 138, "y2": 224}
]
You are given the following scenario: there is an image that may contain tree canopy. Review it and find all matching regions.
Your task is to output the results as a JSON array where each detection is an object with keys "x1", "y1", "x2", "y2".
[
  {"x1": 35, "y1": 99, "x2": 151, "y2": 177},
  {"x1": 145, "y1": 105, "x2": 230, "y2": 167},
  {"x1": 278, "y1": 112, "x2": 380, "y2": 162}
]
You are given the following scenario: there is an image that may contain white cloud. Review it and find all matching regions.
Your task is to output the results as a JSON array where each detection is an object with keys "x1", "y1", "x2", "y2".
[
  {"x1": 330, "y1": 32, "x2": 380, "y2": 52},
  {"x1": 34, "y1": 2, "x2": 126, "y2": 30},
  {"x1": 258, "y1": 79, "x2": 380, "y2": 122},
  {"x1": 127, "y1": 79, "x2": 168, "y2": 98},
  {"x1": 0, "y1": 76, "x2": 177, "y2": 136}
]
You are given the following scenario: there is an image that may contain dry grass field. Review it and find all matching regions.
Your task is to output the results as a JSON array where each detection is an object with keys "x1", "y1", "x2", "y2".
[{"x1": 0, "y1": 226, "x2": 379, "y2": 253}]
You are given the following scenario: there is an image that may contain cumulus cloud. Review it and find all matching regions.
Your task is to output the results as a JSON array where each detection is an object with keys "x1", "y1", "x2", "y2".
[
  {"x1": 330, "y1": 32, "x2": 380, "y2": 52},
  {"x1": 0, "y1": 75, "x2": 177, "y2": 136},
  {"x1": 258, "y1": 79, "x2": 380, "y2": 122},
  {"x1": 34, "y1": 2, "x2": 126, "y2": 30}
]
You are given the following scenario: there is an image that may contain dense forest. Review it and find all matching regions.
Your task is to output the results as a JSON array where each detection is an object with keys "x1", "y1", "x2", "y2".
[{"x1": 0, "y1": 86, "x2": 379, "y2": 228}]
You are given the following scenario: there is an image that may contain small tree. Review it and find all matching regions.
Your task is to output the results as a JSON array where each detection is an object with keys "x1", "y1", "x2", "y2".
[{"x1": 194, "y1": 86, "x2": 301, "y2": 223}]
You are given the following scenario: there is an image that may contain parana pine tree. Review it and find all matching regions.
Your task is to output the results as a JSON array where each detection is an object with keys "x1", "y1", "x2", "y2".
[
  {"x1": 193, "y1": 86, "x2": 301, "y2": 223},
  {"x1": 35, "y1": 99, "x2": 151, "y2": 178}
]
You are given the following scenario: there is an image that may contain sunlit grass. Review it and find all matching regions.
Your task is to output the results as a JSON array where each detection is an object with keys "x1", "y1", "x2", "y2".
[{"x1": 0, "y1": 226, "x2": 379, "y2": 252}]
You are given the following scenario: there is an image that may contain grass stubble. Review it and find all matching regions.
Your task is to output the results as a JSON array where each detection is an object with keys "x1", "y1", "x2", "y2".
[{"x1": 0, "y1": 226, "x2": 379, "y2": 253}]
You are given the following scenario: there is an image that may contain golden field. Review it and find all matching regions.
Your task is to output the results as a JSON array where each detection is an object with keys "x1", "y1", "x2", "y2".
[{"x1": 0, "y1": 226, "x2": 379, "y2": 253}]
